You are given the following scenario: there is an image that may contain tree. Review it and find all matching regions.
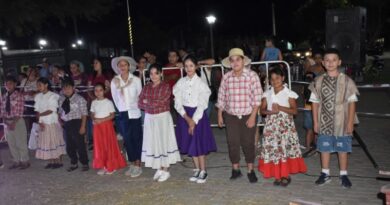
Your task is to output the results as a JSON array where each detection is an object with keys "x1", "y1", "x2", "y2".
[{"x1": 0, "y1": 0, "x2": 115, "y2": 36}]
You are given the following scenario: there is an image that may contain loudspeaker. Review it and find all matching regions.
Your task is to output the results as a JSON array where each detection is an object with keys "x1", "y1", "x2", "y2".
[{"x1": 326, "y1": 7, "x2": 366, "y2": 66}]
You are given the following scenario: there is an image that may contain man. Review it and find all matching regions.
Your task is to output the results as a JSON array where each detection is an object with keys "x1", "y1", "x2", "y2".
[
  {"x1": 216, "y1": 48, "x2": 263, "y2": 183},
  {"x1": 0, "y1": 76, "x2": 30, "y2": 169},
  {"x1": 39, "y1": 58, "x2": 51, "y2": 78},
  {"x1": 164, "y1": 50, "x2": 184, "y2": 95}
]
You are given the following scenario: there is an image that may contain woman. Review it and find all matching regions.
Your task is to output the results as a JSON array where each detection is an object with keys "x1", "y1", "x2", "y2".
[
  {"x1": 138, "y1": 64, "x2": 181, "y2": 182},
  {"x1": 21, "y1": 66, "x2": 39, "y2": 134},
  {"x1": 173, "y1": 55, "x2": 217, "y2": 184},
  {"x1": 34, "y1": 77, "x2": 66, "y2": 168},
  {"x1": 110, "y1": 56, "x2": 143, "y2": 178}
]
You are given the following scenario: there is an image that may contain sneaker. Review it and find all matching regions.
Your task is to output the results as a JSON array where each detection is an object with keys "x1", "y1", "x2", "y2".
[
  {"x1": 157, "y1": 171, "x2": 170, "y2": 182},
  {"x1": 247, "y1": 170, "x2": 258, "y2": 183},
  {"x1": 153, "y1": 170, "x2": 164, "y2": 181},
  {"x1": 340, "y1": 175, "x2": 352, "y2": 188},
  {"x1": 125, "y1": 165, "x2": 134, "y2": 176},
  {"x1": 9, "y1": 162, "x2": 20, "y2": 169},
  {"x1": 131, "y1": 166, "x2": 142, "y2": 178},
  {"x1": 230, "y1": 169, "x2": 243, "y2": 180},
  {"x1": 97, "y1": 169, "x2": 106, "y2": 176},
  {"x1": 81, "y1": 164, "x2": 89, "y2": 171},
  {"x1": 196, "y1": 171, "x2": 208, "y2": 184},
  {"x1": 315, "y1": 172, "x2": 332, "y2": 186},
  {"x1": 105, "y1": 170, "x2": 116, "y2": 175},
  {"x1": 189, "y1": 169, "x2": 201, "y2": 182}
]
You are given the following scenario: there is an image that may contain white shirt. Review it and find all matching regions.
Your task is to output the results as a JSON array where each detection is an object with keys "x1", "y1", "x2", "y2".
[
  {"x1": 34, "y1": 91, "x2": 59, "y2": 124},
  {"x1": 263, "y1": 86, "x2": 298, "y2": 111},
  {"x1": 111, "y1": 73, "x2": 142, "y2": 119},
  {"x1": 90, "y1": 98, "x2": 116, "y2": 118},
  {"x1": 173, "y1": 75, "x2": 211, "y2": 124},
  {"x1": 200, "y1": 67, "x2": 212, "y2": 86},
  {"x1": 20, "y1": 79, "x2": 37, "y2": 101}
]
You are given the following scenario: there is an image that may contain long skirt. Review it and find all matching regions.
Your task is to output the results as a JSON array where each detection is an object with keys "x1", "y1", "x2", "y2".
[
  {"x1": 93, "y1": 120, "x2": 127, "y2": 172},
  {"x1": 175, "y1": 106, "x2": 217, "y2": 157},
  {"x1": 258, "y1": 112, "x2": 307, "y2": 179},
  {"x1": 36, "y1": 123, "x2": 66, "y2": 160},
  {"x1": 141, "y1": 111, "x2": 181, "y2": 169}
]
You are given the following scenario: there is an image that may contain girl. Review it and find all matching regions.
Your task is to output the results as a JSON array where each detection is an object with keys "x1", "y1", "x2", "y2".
[
  {"x1": 173, "y1": 55, "x2": 217, "y2": 184},
  {"x1": 138, "y1": 64, "x2": 181, "y2": 182},
  {"x1": 34, "y1": 77, "x2": 66, "y2": 168},
  {"x1": 258, "y1": 67, "x2": 307, "y2": 186},
  {"x1": 110, "y1": 56, "x2": 143, "y2": 178},
  {"x1": 91, "y1": 83, "x2": 126, "y2": 175}
]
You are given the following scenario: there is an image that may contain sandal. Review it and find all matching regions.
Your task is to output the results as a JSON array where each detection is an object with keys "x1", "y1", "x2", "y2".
[
  {"x1": 273, "y1": 179, "x2": 281, "y2": 186},
  {"x1": 280, "y1": 177, "x2": 291, "y2": 187},
  {"x1": 67, "y1": 164, "x2": 78, "y2": 172}
]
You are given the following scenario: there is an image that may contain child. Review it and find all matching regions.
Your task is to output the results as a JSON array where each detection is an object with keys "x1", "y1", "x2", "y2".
[
  {"x1": 90, "y1": 83, "x2": 126, "y2": 175},
  {"x1": 34, "y1": 77, "x2": 66, "y2": 168},
  {"x1": 0, "y1": 76, "x2": 30, "y2": 169},
  {"x1": 139, "y1": 64, "x2": 181, "y2": 182},
  {"x1": 309, "y1": 48, "x2": 359, "y2": 188},
  {"x1": 59, "y1": 80, "x2": 89, "y2": 172},
  {"x1": 173, "y1": 55, "x2": 217, "y2": 184},
  {"x1": 258, "y1": 67, "x2": 307, "y2": 186},
  {"x1": 302, "y1": 72, "x2": 316, "y2": 157}
]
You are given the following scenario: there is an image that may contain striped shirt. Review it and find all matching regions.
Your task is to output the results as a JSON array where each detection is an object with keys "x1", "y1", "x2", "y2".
[{"x1": 0, "y1": 90, "x2": 25, "y2": 119}]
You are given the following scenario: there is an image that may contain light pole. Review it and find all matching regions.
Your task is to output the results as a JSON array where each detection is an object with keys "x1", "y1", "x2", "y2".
[
  {"x1": 126, "y1": 0, "x2": 134, "y2": 58},
  {"x1": 38, "y1": 39, "x2": 47, "y2": 49},
  {"x1": 0, "y1": 39, "x2": 7, "y2": 50},
  {"x1": 206, "y1": 15, "x2": 216, "y2": 59}
]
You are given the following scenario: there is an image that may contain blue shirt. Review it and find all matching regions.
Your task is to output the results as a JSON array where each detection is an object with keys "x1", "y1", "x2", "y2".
[
  {"x1": 39, "y1": 67, "x2": 50, "y2": 78},
  {"x1": 263, "y1": 47, "x2": 280, "y2": 61}
]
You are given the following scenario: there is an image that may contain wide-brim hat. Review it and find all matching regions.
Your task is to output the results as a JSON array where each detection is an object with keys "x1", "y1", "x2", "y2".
[
  {"x1": 221, "y1": 48, "x2": 251, "y2": 68},
  {"x1": 111, "y1": 56, "x2": 137, "y2": 75}
]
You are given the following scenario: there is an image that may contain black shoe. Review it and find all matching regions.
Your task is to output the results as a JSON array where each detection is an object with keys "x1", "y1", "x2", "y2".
[
  {"x1": 19, "y1": 162, "x2": 30, "y2": 170},
  {"x1": 44, "y1": 163, "x2": 53, "y2": 169},
  {"x1": 67, "y1": 164, "x2": 78, "y2": 172},
  {"x1": 315, "y1": 172, "x2": 331, "y2": 186},
  {"x1": 340, "y1": 175, "x2": 352, "y2": 188},
  {"x1": 81, "y1": 164, "x2": 89, "y2": 171},
  {"x1": 9, "y1": 162, "x2": 20, "y2": 169},
  {"x1": 230, "y1": 169, "x2": 242, "y2": 180},
  {"x1": 51, "y1": 163, "x2": 63, "y2": 169},
  {"x1": 247, "y1": 171, "x2": 258, "y2": 183},
  {"x1": 280, "y1": 177, "x2": 291, "y2": 187}
]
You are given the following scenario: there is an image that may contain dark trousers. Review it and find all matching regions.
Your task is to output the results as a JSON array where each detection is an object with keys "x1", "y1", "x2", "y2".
[
  {"x1": 118, "y1": 112, "x2": 143, "y2": 162},
  {"x1": 64, "y1": 119, "x2": 88, "y2": 165},
  {"x1": 224, "y1": 113, "x2": 256, "y2": 164}
]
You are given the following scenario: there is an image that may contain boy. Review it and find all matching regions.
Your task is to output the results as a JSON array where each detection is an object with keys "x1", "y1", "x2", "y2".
[
  {"x1": 59, "y1": 80, "x2": 89, "y2": 171},
  {"x1": 217, "y1": 48, "x2": 263, "y2": 183},
  {"x1": 0, "y1": 76, "x2": 30, "y2": 169},
  {"x1": 309, "y1": 48, "x2": 359, "y2": 188}
]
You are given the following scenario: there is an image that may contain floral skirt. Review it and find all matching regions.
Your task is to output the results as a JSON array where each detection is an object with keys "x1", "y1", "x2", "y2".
[{"x1": 258, "y1": 112, "x2": 307, "y2": 179}]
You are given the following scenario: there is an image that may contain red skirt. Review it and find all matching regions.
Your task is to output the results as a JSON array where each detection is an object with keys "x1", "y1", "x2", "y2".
[
  {"x1": 258, "y1": 158, "x2": 307, "y2": 180},
  {"x1": 93, "y1": 120, "x2": 127, "y2": 172}
]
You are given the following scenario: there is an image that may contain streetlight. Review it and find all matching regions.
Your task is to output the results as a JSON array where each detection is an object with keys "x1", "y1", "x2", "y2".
[
  {"x1": 38, "y1": 39, "x2": 47, "y2": 49},
  {"x1": 77, "y1": 39, "x2": 83, "y2": 45},
  {"x1": 1, "y1": 46, "x2": 8, "y2": 50},
  {"x1": 71, "y1": 43, "x2": 77, "y2": 48},
  {"x1": 0, "y1": 39, "x2": 6, "y2": 46},
  {"x1": 206, "y1": 15, "x2": 216, "y2": 59}
]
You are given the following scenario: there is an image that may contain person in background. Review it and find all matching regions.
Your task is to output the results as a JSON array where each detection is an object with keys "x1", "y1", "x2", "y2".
[
  {"x1": 305, "y1": 52, "x2": 325, "y2": 76},
  {"x1": 301, "y1": 72, "x2": 317, "y2": 158},
  {"x1": 39, "y1": 58, "x2": 51, "y2": 78},
  {"x1": 0, "y1": 76, "x2": 30, "y2": 169},
  {"x1": 164, "y1": 50, "x2": 183, "y2": 91},
  {"x1": 21, "y1": 66, "x2": 39, "y2": 135},
  {"x1": 134, "y1": 56, "x2": 150, "y2": 87},
  {"x1": 69, "y1": 60, "x2": 88, "y2": 98},
  {"x1": 260, "y1": 37, "x2": 283, "y2": 62}
]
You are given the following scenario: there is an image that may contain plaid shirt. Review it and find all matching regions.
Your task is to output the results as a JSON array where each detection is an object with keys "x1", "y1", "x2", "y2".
[
  {"x1": 216, "y1": 68, "x2": 263, "y2": 116},
  {"x1": 138, "y1": 82, "x2": 171, "y2": 114},
  {"x1": 0, "y1": 90, "x2": 25, "y2": 119},
  {"x1": 59, "y1": 93, "x2": 88, "y2": 122}
]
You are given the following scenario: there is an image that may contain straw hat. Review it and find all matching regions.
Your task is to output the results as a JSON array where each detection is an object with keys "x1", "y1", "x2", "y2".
[
  {"x1": 221, "y1": 48, "x2": 251, "y2": 68},
  {"x1": 111, "y1": 56, "x2": 137, "y2": 75}
]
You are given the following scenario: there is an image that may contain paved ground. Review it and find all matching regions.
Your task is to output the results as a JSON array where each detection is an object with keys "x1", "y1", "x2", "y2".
[{"x1": 0, "y1": 87, "x2": 389, "y2": 205}]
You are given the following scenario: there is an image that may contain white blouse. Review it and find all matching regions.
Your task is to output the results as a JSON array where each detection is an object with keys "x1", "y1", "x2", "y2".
[
  {"x1": 34, "y1": 91, "x2": 59, "y2": 124},
  {"x1": 263, "y1": 86, "x2": 298, "y2": 111},
  {"x1": 110, "y1": 73, "x2": 142, "y2": 119},
  {"x1": 173, "y1": 75, "x2": 211, "y2": 124},
  {"x1": 90, "y1": 98, "x2": 116, "y2": 118}
]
